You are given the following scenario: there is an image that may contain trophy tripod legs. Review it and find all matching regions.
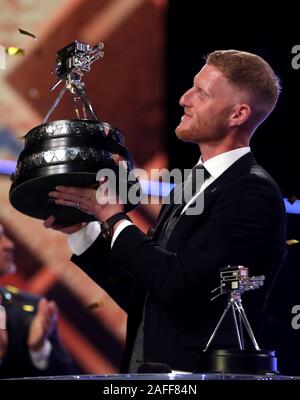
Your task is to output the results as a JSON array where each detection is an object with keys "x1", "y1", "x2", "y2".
[
  {"x1": 72, "y1": 84, "x2": 99, "y2": 121},
  {"x1": 197, "y1": 266, "x2": 278, "y2": 374},
  {"x1": 43, "y1": 86, "x2": 67, "y2": 123},
  {"x1": 203, "y1": 300, "x2": 233, "y2": 352},
  {"x1": 234, "y1": 299, "x2": 260, "y2": 351},
  {"x1": 204, "y1": 297, "x2": 261, "y2": 352},
  {"x1": 231, "y1": 302, "x2": 244, "y2": 349}
]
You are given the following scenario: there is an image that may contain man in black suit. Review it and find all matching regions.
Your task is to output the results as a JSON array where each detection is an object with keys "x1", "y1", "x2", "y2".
[
  {"x1": 45, "y1": 50, "x2": 287, "y2": 372},
  {"x1": 0, "y1": 223, "x2": 74, "y2": 378}
]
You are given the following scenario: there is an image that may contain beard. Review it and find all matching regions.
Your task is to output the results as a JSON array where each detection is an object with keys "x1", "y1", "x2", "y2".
[{"x1": 175, "y1": 110, "x2": 230, "y2": 144}]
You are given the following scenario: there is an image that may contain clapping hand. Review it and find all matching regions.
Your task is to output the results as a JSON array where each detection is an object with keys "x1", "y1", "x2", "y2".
[{"x1": 27, "y1": 298, "x2": 58, "y2": 352}]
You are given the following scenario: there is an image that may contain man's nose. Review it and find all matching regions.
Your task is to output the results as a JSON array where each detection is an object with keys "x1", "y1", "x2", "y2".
[{"x1": 179, "y1": 87, "x2": 193, "y2": 107}]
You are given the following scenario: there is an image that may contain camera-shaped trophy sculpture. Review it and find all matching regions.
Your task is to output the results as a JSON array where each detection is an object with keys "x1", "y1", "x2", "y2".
[
  {"x1": 9, "y1": 41, "x2": 139, "y2": 223},
  {"x1": 197, "y1": 265, "x2": 279, "y2": 375}
]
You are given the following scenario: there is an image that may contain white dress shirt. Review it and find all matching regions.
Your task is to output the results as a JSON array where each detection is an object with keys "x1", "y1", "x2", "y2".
[
  {"x1": 68, "y1": 147, "x2": 250, "y2": 256},
  {"x1": 29, "y1": 339, "x2": 52, "y2": 370}
]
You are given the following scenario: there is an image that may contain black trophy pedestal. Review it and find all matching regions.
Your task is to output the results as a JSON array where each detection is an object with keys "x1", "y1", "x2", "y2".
[
  {"x1": 9, "y1": 119, "x2": 139, "y2": 224},
  {"x1": 196, "y1": 349, "x2": 279, "y2": 375},
  {"x1": 10, "y1": 169, "x2": 98, "y2": 223}
]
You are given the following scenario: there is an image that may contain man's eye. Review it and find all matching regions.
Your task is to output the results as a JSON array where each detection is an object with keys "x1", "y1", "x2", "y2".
[{"x1": 198, "y1": 91, "x2": 207, "y2": 98}]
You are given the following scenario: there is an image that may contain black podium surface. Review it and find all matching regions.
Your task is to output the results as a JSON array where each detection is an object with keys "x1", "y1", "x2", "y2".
[
  {"x1": 7, "y1": 372, "x2": 300, "y2": 380},
  {"x1": 3, "y1": 373, "x2": 299, "y2": 399}
]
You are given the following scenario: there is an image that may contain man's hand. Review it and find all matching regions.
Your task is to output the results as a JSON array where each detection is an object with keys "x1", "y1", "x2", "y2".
[
  {"x1": 48, "y1": 184, "x2": 124, "y2": 222},
  {"x1": 27, "y1": 298, "x2": 58, "y2": 352},
  {"x1": 44, "y1": 215, "x2": 87, "y2": 234}
]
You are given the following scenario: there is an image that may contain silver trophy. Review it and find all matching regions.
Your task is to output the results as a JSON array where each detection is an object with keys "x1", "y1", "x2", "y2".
[
  {"x1": 204, "y1": 265, "x2": 265, "y2": 351},
  {"x1": 196, "y1": 265, "x2": 278, "y2": 375},
  {"x1": 9, "y1": 41, "x2": 139, "y2": 223}
]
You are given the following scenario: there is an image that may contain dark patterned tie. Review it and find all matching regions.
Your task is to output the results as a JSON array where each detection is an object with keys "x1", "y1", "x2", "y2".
[{"x1": 157, "y1": 164, "x2": 210, "y2": 247}]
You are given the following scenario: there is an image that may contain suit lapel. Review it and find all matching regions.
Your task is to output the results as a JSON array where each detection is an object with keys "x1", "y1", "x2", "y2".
[
  {"x1": 164, "y1": 152, "x2": 257, "y2": 248},
  {"x1": 152, "y1": 184, "x2": 180, "y2": 238},
  {"x1": 187, "y1": 151, "x2": 256, "y2": 208},
  {"x1": 155, "y1": 202, "x2": 173, "y2": 231},
  {"x1": 152, "y1": 152, "x2": 256, "y2": 241}
]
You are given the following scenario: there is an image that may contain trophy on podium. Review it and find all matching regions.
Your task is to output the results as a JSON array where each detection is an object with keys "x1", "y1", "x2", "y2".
[
  {"x1": 9, "y1": 41, "x2": 139, "y2": 223},
  {"x1": 197, "y1": 265, "x2": 279, "y2": 375}
]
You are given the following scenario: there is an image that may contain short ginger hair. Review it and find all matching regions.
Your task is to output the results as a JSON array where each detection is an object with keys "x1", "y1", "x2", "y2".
[{"x1": 206, "y1": 50, "x2": 281, "y2": 123}]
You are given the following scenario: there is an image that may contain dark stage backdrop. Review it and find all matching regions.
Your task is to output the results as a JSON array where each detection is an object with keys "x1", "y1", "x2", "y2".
[
  {"x1": 166, "y1": 3, "x2": 300, "y2": 376},
  {"x1": 166, "y1": 4, "x2": 299, "y2": 198}
]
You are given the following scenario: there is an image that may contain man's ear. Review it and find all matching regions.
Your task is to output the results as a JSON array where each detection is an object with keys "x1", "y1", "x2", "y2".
[{"x1": 229, "y1": 104, "x2": 251, "y2": 127}]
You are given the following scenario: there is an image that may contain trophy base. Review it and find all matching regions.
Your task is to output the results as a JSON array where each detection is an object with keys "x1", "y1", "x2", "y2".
[
  {"x1": 9, "y1": 119, "x2": 139, "y2": 224},
  {"x1": 196, "y1": 349, "x2": 279, "y2": 375},
  {"x1": 10, "y1": 168, "x2": 139, "y2": 224}
]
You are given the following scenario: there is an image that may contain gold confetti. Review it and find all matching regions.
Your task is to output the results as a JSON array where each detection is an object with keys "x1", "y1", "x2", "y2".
[
  {"x1": 22, "y1": 304, "x2": 35, "y2": 312},
  {"x1": 5, "y1": 285, "x2": 19, "y2": 294},
  {"x1": 85, "y1": 301, "x2": 103, "y2": 311},
  {"x1": 6, "y1": 47, "x2": 25, "y2": 56},
  {"x1": 286, "y1": 239, "x2": 300, "y2": 246},
  {"x1": 18, "y1": 28, "x2": 37, "y2": 40}
]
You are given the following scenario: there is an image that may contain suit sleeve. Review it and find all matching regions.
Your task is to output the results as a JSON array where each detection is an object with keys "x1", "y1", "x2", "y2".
[{"x1": 71, "y1": 233, "x2": 135, "y2": 313}]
